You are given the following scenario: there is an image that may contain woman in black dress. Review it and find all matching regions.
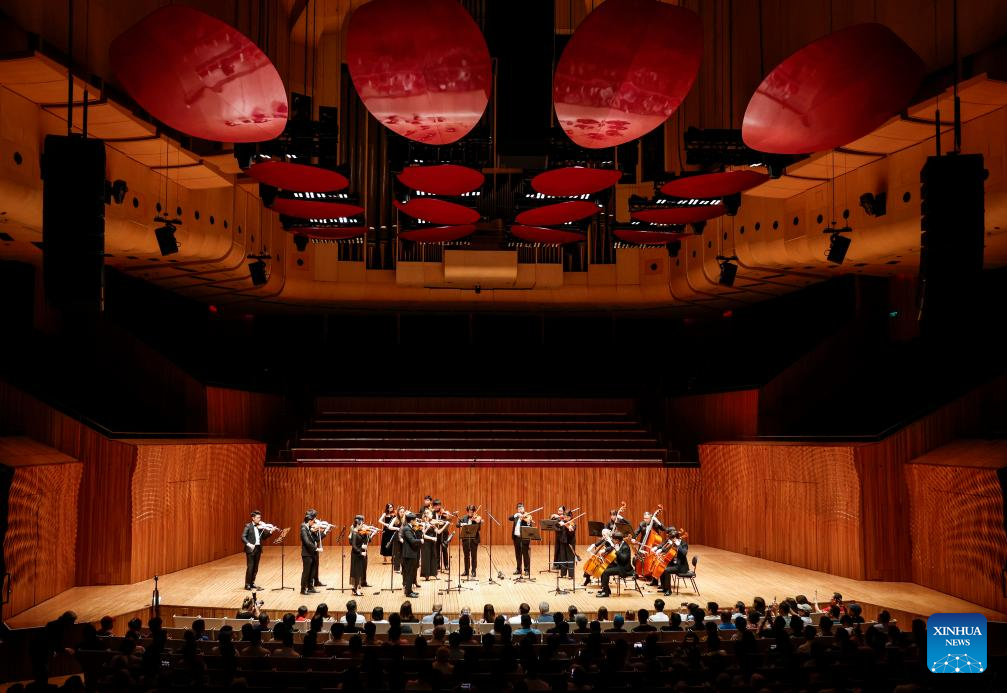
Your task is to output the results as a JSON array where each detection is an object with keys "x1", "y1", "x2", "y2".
[
  {"x1": 378, "y1": 503, "x2": 397, "y2": 564},
  {"x1": 389, "y1": 505, "x2": 407, "y2": 572},
  {"x1": 349, "y1": 515, "x2": 373, "y2": 596},
  {"x1": 552, "y1": 506, "x2": 576, "y2": 578},
  {"x1": 420, "y1": 509, "x2": 441, "y2": 580}
]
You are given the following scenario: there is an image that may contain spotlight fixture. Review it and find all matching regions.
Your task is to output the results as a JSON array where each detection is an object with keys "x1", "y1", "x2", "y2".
[
  {"x1": 293, "y1": 234, "x2": 309, "y2": 252},
  {"x1": 106, "y1": 179, "x2": 128, "y2": 205},
  {"x1": 859, "y1": 191, "x2": 887, "y2": 217},
  {"x1": 715, "y1": 255, "x2": 739, "y2": 287},
  {"x1": 824, "y1": 225, "x2": 853, "y2": 264},
  {"x1": 722, "y1": 192, "x2": 742, "y2": 216},
  {"x1": 690, "y1": 221, "x2": 706, "y2": 235},
  {"x1": 152, "y1": 215, "x2": 181, "y2": 256},
  {"x1": 247, "y1": 253, "x2": 271, "y2": 286},
  {"x1": 666, "y1": 240, "x2": 682, "y2": 258}
]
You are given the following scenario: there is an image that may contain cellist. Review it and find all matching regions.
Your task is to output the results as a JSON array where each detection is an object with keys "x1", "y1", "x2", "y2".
[
  {"x1": 582, "y1": 528, "x2": 614, "y2": 586},
  {"x1": 654, "y1": 526, "x2": 688, "y2": 596}
]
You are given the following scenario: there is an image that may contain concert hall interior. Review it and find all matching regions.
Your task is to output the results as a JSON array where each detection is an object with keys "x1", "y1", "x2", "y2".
[{"x1": 1, "y1": 0, "x2": 1007, "y2": 689}]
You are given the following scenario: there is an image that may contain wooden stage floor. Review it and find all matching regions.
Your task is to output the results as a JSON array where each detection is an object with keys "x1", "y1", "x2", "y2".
[{"x1": 8, "y1": 545, "x2": 1004, "y2": 628}]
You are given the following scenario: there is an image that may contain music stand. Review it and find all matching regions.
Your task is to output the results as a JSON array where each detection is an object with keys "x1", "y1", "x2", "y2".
[
  {"x1": 587, "y1": 521, "x2": 605, "y2": 538},
  {"x1": 549, "y1": 561, "x2": 575, "y2": 595},
  {"x1": 538, "y1": 519, "x2": 558, "y2": 574},
  {"x1": 328, "y1": 525, "x2": 353, "y2": 593},
  {"x1": 514, "y1": 526, "x2": 541, "y2": 582},
  {"x1": 270, "y1": 528, "x2": 293, "y2": 591},
  {"x1": 443, "y1": 524, "x2": 477, "y2": 593},
  {"x1": 483, "y1": 509, "x2": 502, "y2": 585},
  {"x1": 615, "y1": 519, "x2": 633, "y2": 536},
  {"x1": 381, "y1": 527, "x2": 403, "y2": 594}
]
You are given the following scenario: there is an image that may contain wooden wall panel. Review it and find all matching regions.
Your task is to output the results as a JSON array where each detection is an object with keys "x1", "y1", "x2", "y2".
[
  {"x1": 264, "y1": 465, "x2": 702, "y2": 547},
  {"x1": 907, "y1": 463, "x2": 1007, "y2": 614},
  {"x1": 698, "y1": 443, "x2": 864, "y2": 579},
  {"x1": 128, "y1": 441, "x2": 265, "y2": 581},
  {"x1": 206, "y1": 386, "x2": 288, "y2": 442},
  {"x1": 853, "y1": 443, "x2": 912, "y2": 582},
  {"x1": 1, "y1": 461, "x2": 82, "y2": 620},
  {"x1": 665, "y1": 390, "x2": 759, "y2": 461}
]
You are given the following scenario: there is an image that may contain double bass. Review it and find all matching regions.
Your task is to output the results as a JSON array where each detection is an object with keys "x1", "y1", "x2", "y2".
[{"x1": 635, "y1": 504, "x2": 664, "y2": 577}]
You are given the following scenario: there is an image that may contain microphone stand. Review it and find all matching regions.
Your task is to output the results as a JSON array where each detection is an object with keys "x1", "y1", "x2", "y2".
[
  {"x1": 484, "y1": 509, "x2": 502, "y2": 585},
  {"x1": 328, "y1": 525, "x2": 352, "y2": 593}
]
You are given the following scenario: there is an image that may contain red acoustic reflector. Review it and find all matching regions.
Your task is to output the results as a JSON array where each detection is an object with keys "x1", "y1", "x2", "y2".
[
  {"x1": 110, "y1": 6, "x2": 288, "y2": 143},
  {"x1": 347, "y1": 0, "x2": 492, "y2": 145},
  {"x1": 399, "y1": 224, "x2": 476, "y2": 243},
  {"x1": 510, "y1": 225, "x2": 586, "y2": 245},
  {"x1": 531, "y1": 167, "x2": 623, "y2": 197},
  {"x1": 614, "y1": 229, "x2": 691, "y2": 245},
  {"x1": 295, "y1": 227, "x2": 367, "y2": 240},
  {"x1": 269, "y1": 199, "x2": 364, "y2": 219},
  {"x1": 553, "y1": 0, "x2": 702, "y2": 149},
  {"x1": 247, "y1": 162, "x2": 349, "y2": 192},
  {"x1": 394, "y1": 199, "x2": 480, "y2": 225},
  {"x1": 631, "y1": 204, "x2": 725, "y2": 225},
  {"x1": 659, "y1": 171, "x2": 769, "y2": 199},
  {"x1": 397, "y1": 165, "x2": 485, "y2": 196},
  {"x1": 515, "y1": 201, "x2": 600, "y2": 227},
  {"x1": 742, "y1": 23, "x2": 925, "y2": 154}
]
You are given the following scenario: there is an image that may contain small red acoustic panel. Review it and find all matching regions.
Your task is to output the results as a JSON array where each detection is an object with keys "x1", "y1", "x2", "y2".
[
  {"x1": 515, "y1": 201, "x2": 600, "y2": 227},
  {"x1": 614, "y1": 229, "x2": 691, "y2": 245},
  {"x1": 247, "y1": 162, "x2": 349, "y2": 192},
  {"x1": 347, "y1": 0, "x2": 492, "y2": 145},
  {"x1": 110, "y1": 6, "x2": 288, "y2": 143},
  {"x1": 294, "y1": 227, "x2": 367, "y2": 241},
  {"x1": 511, "y1": 226, "x2": 586, "y2": 245},
  {"x1": 531, "y1": 167, "x2": 623, "y2": 197},
  {"x1": 553, "y1": 0, "x2": 702, "y2": 149},
  {"x1": 631, "y1": 204, "x2": 725, "y2": 225},
  {"x1": 742, "y1": 23, "x2": 925, "y2": 154},
  {"x1": 659, "y1": 171, "x2": 769, "y2": 199},
  {"x1": 399, "y1": 224, "x2": 476, "y2": 243},
  {"x1": 270, "y1": 199, "x2": 364, "y2": 219},
  {"x1": 397, "y1": 165, "x2": 485, "y2": 196},
  {"x1": 394, "y1": 199, "x2": 480, "y2": 225}
]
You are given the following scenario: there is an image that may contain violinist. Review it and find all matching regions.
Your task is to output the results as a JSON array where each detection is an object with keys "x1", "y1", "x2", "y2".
[
  {"x1": 378, "y1": 503, "x2": 397, "y2": 565},
  {"x1": 597, "y1": 531, "x2": 633, "y2": 598},
  {"x1": 432, "y1": 499, "x2": 452, "y2": 572},
  {"x1": 551, "y1": 506, "x2": 576, "y2": 578},
  {"x1": 459, "y1": 504, "x2": 482, "y2": 578},
  {"x1": 300, "y1": 509, "x2": 321, "y2": 595},
  {"x1": 401, "y1": 513, "x2": 421, "y2": 597},
  {"x1": 387, "y1": 505, "x2": 407, "y2": 573},
  {"x1": 242, "y1": 510, "x2": 275, "y2": 590},
  {"x1": 349, "y1": 515, "x2": 377, "y2": 596},
  {"x1": 508, "y1": 502, "x2": 533, "y2": 576},
  {"x1": 420, "y1": 509, "x2": 444, "y2": 581},
  {"x1": 310, "y1": 515, "x2": 333, "y2": 588}
]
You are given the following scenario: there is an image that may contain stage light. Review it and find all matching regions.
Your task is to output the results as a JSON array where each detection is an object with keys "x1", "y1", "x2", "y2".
[
  {"x1": 152, "y1": 217, "x2": 180, "y2": 256},
  {"x1": 716, "y1": 255, "x2": 739, "y2": 286},
  {"x1": 666, "y1": 240, "x2": 682, "y2": 258},
  {"x1": 824, "y1": 226, "x2": 852, "y2": 264},
  {"x1": 690, "y1": 221, "x2": 706, "y2": 235},
  {"x1": 722, "y1": 192, "x2": 741, "y2": 216},
  {"x1": 293, "y1": 234, "x2": 309, "y2": 252},
  {"x1": 247, "y1": 254, "x2": 271, "y2": 286},
  {"x1": 859, "y1": 191, "x2": 887, "y2": 217}
]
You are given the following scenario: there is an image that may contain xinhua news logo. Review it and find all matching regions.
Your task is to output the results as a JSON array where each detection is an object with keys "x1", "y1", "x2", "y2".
[{"x1": 927, "y1": 613, "x2": 987, "y2": 673}]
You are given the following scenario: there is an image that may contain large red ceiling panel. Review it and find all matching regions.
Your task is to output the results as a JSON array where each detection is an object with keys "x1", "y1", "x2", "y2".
[
  {"x1": 511, "y1": 226, "x2": 586, "y2": 245},
  {"x1": 614, "y1": 229, "x2": 691, "y2": 245},
  {"x1": 270, "y1": 199, "x2": 364, "y2": 219},
  {"x1": 659, "y1": 171, "x2": 769, "y2": 199},
  {"x1": 294, "y1": 227, "x2": 367, "y2": 241},
  {"x1": 531, "y1": 167, "x2": 623, "y2": 197},
  {"x1": 553, "y1": 0, "x2": 702, "y2": 149},
  {"x1": 742, "y1": 23, "x2": 925, "y2": 154},
  {"x1": 247, "y1": 162, "x2": 349, "y2": 192},
  {"x1": 399, "y1": 224, "x2": 476, "y2": 243},
  {"x1": 394, "y1": 199, "x2": 480, "y2": 225},
  {"x1": 110, "y1": 6, "x2": 288, "y2": 143},
  {"x1": 631, "y1": 204, "x2": 725, "y2": 225},
  {"x1": 515, "y1": 201, "x2": 600, "y2": 226},
  {"x1": 347, "y1": 0, "x2": 491, "y2": 145},
  {"x1": 397, "y1": 165, "x2": 485, "y2": 196}
]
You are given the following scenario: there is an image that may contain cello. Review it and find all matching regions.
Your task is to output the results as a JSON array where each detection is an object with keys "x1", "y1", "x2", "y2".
[
  {"x1": 583, "y1": 533, "x2": 616, "y2": 579},
  {"x1": 634, "y1": 504, "x2": 664, "y2": 577},
  {"x1": 649, "y1": 528, "x2": 688, "y2": 580}
]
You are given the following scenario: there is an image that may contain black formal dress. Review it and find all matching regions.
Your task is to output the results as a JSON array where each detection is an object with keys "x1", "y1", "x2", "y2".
[
  {"x1": 553, "y1": 523, "x2": 576, "y2": 577},
  {"x1": 350, "y1": 529, "x2": 369, "y2": 589},
  {"x1": 508, "y1": 513, "x2": 533, "y2": 574},
  {"x1": 390, "y1": 517, "x2": 404, "y2": 571},
  {"x1": 242, "y1": 522, "x2": 272, "y2": 588},
  {"x1": 459, "y1": 514, "x2": 482, "y2": 576},
  {"x1": 435, "y1": 512, "x2": 452, "y2": 571},
  {"x1": 599, "y1": 541, "x2": 633, "y2": 594},
  {"x1": 421, "y1": 524, "x2": 439, "y2": 578},
  {"x1": 401, "y1": 524, "x2": 422, "y2": 595},
  {"x1": 379, "y1": 512, "x2": 396, "y2": 558},
  {"x1": 300, "y1": 522, "x2": 320, "y2": 593}
]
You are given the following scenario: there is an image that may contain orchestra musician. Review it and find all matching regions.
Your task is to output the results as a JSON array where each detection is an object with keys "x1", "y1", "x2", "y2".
[
  {"x1": 420, "y1": 509, "x2": 444, "y2": 580},
  {"x1": 400, "y1": 513, "x2": 421, "y2": 597},
  {"x1": 300, "y1": 509, "x2": 321, "y2": 595},
  {"x1": 605, "y1": 506, "x2": 631, "y2": 533},
  {"x1": 242, "y1": 510, "x2": 274, "y2": 590},
  {"x1": 655, "y1": 527, "x2": 689, "y2": 596},
  {"x1": 634, "y1": 511, "x2": 665, "y2": 540},
  {"x1": 508, "y1": 502, "x2": 533, "y2": 577},
  {"x1": 432, "y1": 499, "x2": 452, "y2": 572},
  {"x1": 551, "y1": 506, "x2": 576, "y2": 578},
  {"x1": 349, "y1": 515, "x2": 376, "y2": 596},
  {"x1": 378, "y1": 503, "x2": 397, "y2": 564},
  {"x1": 310, "y1": 514, "x2": 332, "y2": 588},
  {"x1": 597, "y1": 531, "x2": 633, "y2": 598},
  {"x1": 459, "y1": 504, "x2": 482, "y2": 578},
  {"x1": 582, "y1": 528, "x2": 614, "y2": 586},
  {"x1": 387, "y1": 505, "x2": 407, "y2": 573}
]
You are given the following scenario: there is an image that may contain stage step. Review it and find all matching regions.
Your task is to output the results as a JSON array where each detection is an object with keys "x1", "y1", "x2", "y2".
[
  {"x1": 291, "y1": 447, "x2": 666, "y2": 462},
  {"x1": 297, "y1": 437, "x2": 659, "y2": 449}
]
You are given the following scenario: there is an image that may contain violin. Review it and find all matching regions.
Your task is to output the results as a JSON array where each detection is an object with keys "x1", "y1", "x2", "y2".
[
  {"x1": 353, "y1": 523, "x2": 380, "y2": 537},
  {"x1": 256, "y1": 520, "x2": 280, "y2": 532},
  {"x1": 309, "y1": 519, "x2": 334, "y2": 533},
  {"x1": 521, "y1": 506, "x2": 543, "y2": 523},
  {"x1": 558, "y1": 511, "x2": 586, "y2": 531}
]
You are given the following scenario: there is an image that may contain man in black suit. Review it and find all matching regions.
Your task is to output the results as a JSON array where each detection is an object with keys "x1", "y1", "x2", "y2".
[
  {"x1": 401, "y1": 513, "x2": 422, "y2": 597},
  {"x1": 597, "y1": 531, "x2": 633, "y2": 597},
  {"x1": 633, "y1": 511, "x2": 665, "y2": 541},
  {"x1": 300, "y1": 509, "x2": 321, "y2": 595},
  {"x1": 658, "y1": 528, "x2": 689, "y2": 596},
  {"x1": 459, "y1": 504, "x2": 482, "y2": 577},
  {"x1": 242, "y1": 510, "x2": 272, "y2": 590},
  {"x1": 508, "y1": 503, "x2": 533, "y2": 576}
]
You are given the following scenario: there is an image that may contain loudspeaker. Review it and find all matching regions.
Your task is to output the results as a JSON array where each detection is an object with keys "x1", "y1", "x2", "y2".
[
  {"x1": 826, "y1": 233, "x2": 852, "y2": 264},
  {"x1": 41, "y1": 135, "x2": 106, "y2": 311},
  {"x1": 718, "y1": 262, "x2": 738, "y2": 287},
  {"x1": 919, "y1": 154, "x2": 985, "y2": 331},
  {"x1": 248, "y1": 260, "x2": 268, "y2": 286}
]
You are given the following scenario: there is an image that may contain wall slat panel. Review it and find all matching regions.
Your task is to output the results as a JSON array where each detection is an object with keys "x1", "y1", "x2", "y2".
[{"x1": 665, "y1": 390, "x2": 759, "y2": 460}]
